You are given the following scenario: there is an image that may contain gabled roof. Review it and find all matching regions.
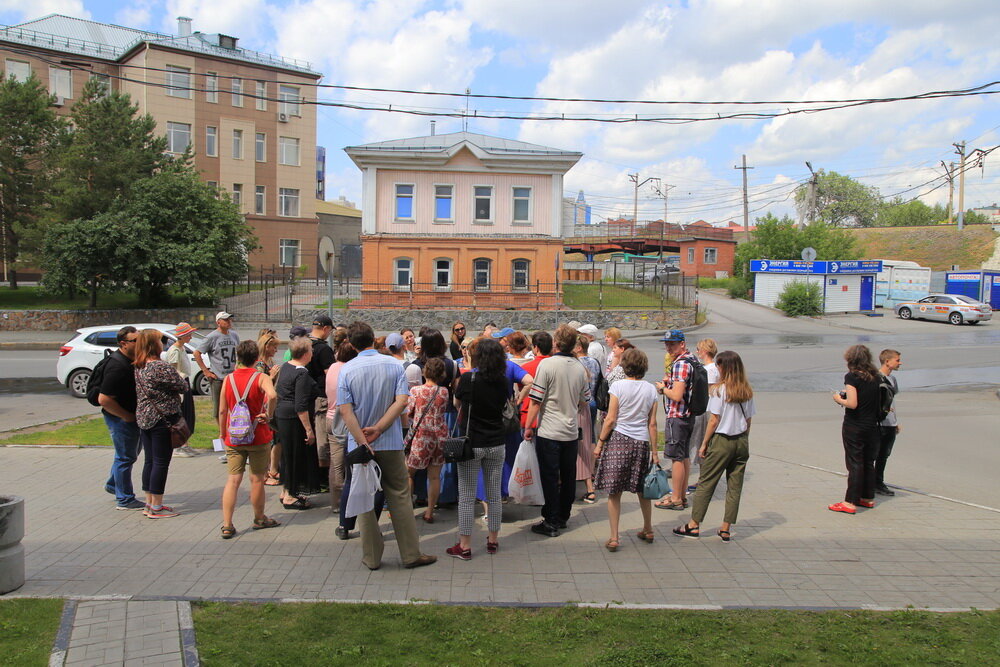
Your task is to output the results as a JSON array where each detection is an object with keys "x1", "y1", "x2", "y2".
[
  {"x1": 345, "y1": 131, "x2": 582, "y2": 174},
  {"x1": 1, "y1": 14, "x2": 320, "y2": 76}
]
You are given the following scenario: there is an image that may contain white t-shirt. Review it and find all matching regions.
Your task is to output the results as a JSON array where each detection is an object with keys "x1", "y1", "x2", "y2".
[
  {"x1": 705, "y1": 361, "x2": 720, "y2": 384},
  {"x1": 609, "y1": 378, "x2": 658, "y2": 441},
  {"x1": 587, "y1": 341, "x2": 607, "y2": 373},
  {"x1": 707, "y1": 385, "x2": 756, "y2": 436},
  {"x1": 164, "y1": 344, "x2": 191, "y2": 380}
]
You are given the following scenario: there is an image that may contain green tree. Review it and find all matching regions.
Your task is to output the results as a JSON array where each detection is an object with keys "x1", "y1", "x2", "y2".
[
  {"x1": 876, "y1": 198, "x2": 943, "y2": 227},
  {"x1": 40, "y1": 214, "x2": 126, "y2": 307},
  {"x1": 0, "y1": 74, "x2": 64, "y2": 288},
  {"x1": 795, "y1": 170, "x2": 881, "y2": 227},
  {"x1": 961, "y1": 210, "x2": 991, "y2": 225}
]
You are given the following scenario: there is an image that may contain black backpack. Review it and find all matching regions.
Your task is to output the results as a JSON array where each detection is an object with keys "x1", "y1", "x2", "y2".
[
  {"x1": 876, "y1": 373, "x2": 896, "y2": 423},
  {"x1": 85, "y1": 351, "x2": 119, "y2": 406},
  {"x1": 684, "y1": 355, "x2": 709, "y2": 417},
  {"x1": 594, "y1": 369, "x2": 610, "y2": 412}
]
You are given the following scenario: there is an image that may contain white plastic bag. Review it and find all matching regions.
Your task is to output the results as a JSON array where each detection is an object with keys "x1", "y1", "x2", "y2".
[
  {"x1": 344, "y1": 461, "x2": 382, "y2": 518},
  {"x1": 509, "y1": 439, "x2": 544, "y2": 505}
]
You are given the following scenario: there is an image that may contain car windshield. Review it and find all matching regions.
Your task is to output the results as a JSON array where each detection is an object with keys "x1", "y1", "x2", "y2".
[{"x1": 954, "y1": 295, "x2": 980, "y2": 305}]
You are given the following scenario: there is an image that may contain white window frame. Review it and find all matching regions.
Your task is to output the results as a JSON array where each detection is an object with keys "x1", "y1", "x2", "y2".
[
  {"x1": 255, "y1": 132, "x2": 266, "y2": 162},
  {"x1": 278, "y1": 136, "x2": 300, "y2": 166},
  {"x1": 703, "y1": 247, "x2": 718, "y2": 264},
  {"x1": 165, "y1": 65, "x2": 191, "y2": 99},
  {"x1": 278, "y1": 188, "x2": 300, "y2": 217},
  {"x1": 687, "y1": 247, "x2": 695, "y2": 263},
  {"x1": 232, "y1": 129, "x2": 243, "y2": 159},
  {"x1": 254, "y1": 185, "x2": 265, "y2": 215},
  {"x1": 205, "y1": 72, "x2": 218, "y2": 103},
  {"x1": 279, "y1": 238, "x2": 300, "y2": 267},
  {"x1": 433, "y1": 258, "x2": 453, "y2": 291},
  {"x1": 433, "y1": 184, "x2": 454, "y2": 223},
  {"x1": 205, "y1": 126, "x2": 217, "y2": 157},
  {"x1": 512, "y1": 259, "x2": 530, "y2": 291},
  {"x1": 473, "y1": 185, "x2": 494, "y2": 224},
  {"x1": 512, "y1": 186, "x2": 532, "y2": 225},
  {"x1": 395, "y1": 183, "x2": 415, "y2": 221},
  {"x1": 232, "y1": 183, "x2": 243, "y2": 210},
  {"x1": 48, "y1": 67, "x2": 72, "y2": 99},
  {"x1": 473, "y1": 258, "x2": 492, "y2": 291},
  {"x1": 278, "y1": 85, "x2": 300, "y2": 116},
  {"x1": 231, "y1": 78, "x2": 243, "y2": 107},
  {"x1": 206, "y1": 180, "x2": 218, "y2": 194},
  {"x1": 393, "y1": 257, "x2": 413, "y2": 291},
  {"x1": 165, "y1": 121, "x2": 192, "y2": 154},
  {"x1": 90, "y1": 73, "x2": 111, "y2": 96},
  {"x1": 4, "y1": 59, "x2": 30, "y2": 82},
  {"x1": 255, "y1": 80, "x2": 267, "y2": 111}
]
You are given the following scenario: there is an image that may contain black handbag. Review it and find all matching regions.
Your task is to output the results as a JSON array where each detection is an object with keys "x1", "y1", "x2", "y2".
[
  {"x1": 345, "y1": 445, "x2": 374, "y2": 465},
  {"x1": 444, "y1": 374, "x2": 475, "y2": 463}
]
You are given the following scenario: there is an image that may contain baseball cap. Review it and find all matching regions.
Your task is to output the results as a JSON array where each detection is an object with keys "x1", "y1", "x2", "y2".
[
  {"x1": 491, "y1": 327, "x2": 516, "y2": 338},
  {"x1": 215, "y1": 311, "x2": 233, "y2": 321},
  {"x1": 312, "y1": 315, "x2": 333, "y2": 328},
  {"x1": 660, "y1": 329, "x2": 685, "y2": 342},
  {"x1": 385, "y1": 332, "x2": 405, "y2": 351},
  {"x1": 289, "y1": 325, "x2": 308, "y2": 338},
  {"x1": 578, "y1": 324, "x2": 599, "y2": 337},
  {"x1": 171, "y1": 322, "x2": 196, "y2": 337}
]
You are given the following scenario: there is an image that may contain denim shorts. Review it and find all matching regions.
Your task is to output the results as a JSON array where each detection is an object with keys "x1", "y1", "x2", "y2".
[{"x1": 663, "y1": 416, "x2": 694, "y2": 462}]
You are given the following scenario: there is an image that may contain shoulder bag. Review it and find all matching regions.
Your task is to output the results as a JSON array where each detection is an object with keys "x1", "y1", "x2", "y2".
[{"x1": 444, "y1": 374, "x2": 475, "y2": 463}]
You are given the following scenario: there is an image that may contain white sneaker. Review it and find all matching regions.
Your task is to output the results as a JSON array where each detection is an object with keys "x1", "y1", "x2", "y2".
[
  {"x1": 174, "y1": 446, "x2": 196, "y2": 458},
  {"x1": 218, "y1": 454, "x2": 228, "y2": 463}
]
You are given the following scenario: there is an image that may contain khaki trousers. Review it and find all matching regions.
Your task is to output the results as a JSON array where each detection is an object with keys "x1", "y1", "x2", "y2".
[
  {"x1": 359, "y1": 449, "x2": 422, "y2": 569},
  {"x1": 691, "y1": 431, "x2": 749, "y2": 525}
]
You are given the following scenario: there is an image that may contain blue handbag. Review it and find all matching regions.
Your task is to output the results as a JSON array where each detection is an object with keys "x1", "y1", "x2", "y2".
[{"x1": 642, "y1": 460, "x2": 670, "y2": 499}]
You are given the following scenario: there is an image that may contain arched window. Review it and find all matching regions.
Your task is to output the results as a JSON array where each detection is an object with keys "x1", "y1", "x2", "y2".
[
  {"x1": 512, "y1": 259, "x2": 530, "y2": 291},
  {"x1": 394, "y1": 257, "x2": 413, "y2": 290},
  {"x1": 434, "y1": 258, "x2": 452, "y2": 290},
  {"x1": 473, "y1": 258, "x2": 492, "y2": 291}
]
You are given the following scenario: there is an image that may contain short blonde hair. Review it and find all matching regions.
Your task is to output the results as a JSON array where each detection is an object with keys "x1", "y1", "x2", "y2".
[
  {"x1": 605, "y1": 327, "x2": 622, "y2": 343},
  {"x1": 289, "y1": 337, "x2": 312, "y2": 360},
  {"x1": 696, "y1": 338, "x2": 718, "y2": 359}
]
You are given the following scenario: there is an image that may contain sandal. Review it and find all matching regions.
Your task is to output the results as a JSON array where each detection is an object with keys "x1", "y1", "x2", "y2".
[
  {"x1": 637, "y1": 529, "x2": 655, "y2": 543},
  {"x1": 221, "y1": 525, "x2": 236, "y2": 539},
  {"x1": 828, "y1": 502, "x2": 856, "y2": 514},
  {"x1": 672, "y1": 523, "x2": 700, "y2": 538},
  {"x1": 655, "y1": 499, "x2": 687, "y2": 511},
  {"x1": 581, "y1": 492, "x2": 596, "y2": 504},
  {"x1": 605, "y1": 538, "x2": 620, "y2": 552},
  {"x1": 717, "y1": 529, "x2": 731, "y2": 543},
  {"x1": 252, "y1": 516, "x2": 280, "y2": 530},
  {"x1": 264, "y1": 472, "x2": 281, "y2": 486},
  {"x1": 857, "y1": 499, "x2": 875, "y2": 508},
  {"x1": 282, "y1": 498, "x2": 313, "y2": 510}
]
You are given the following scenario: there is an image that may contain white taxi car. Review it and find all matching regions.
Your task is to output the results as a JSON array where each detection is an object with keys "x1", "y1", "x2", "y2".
[{"x1": 894, "y1": 294, "x2": 992, "y2": 325}]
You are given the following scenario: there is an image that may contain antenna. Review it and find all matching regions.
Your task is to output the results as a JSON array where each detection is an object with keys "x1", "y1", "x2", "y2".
[{"x1": 463, "y1": 88, "x2": 470, "y2": 132}]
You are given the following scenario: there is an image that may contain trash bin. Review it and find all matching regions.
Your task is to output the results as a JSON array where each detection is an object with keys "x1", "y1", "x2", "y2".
[{"x1": 0, "y1": 495, "x2": 25, "y2": 594}]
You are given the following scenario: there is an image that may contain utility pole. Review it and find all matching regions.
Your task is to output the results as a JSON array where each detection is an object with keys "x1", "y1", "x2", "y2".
[
  {"x1": 953, "y1": 142, "x2": 966, "y2": 230},
  {"x1": 941, "y1": 161, "x2": 955, "y2": 224},
  {"x1": 734, "y1": 154, "x2": 754, "y2": 233},
  {"x1": 629, "y1": 173, "x2": 660, "y2": 237},
  {"x1": 653, "y1": 182, "x2": 676, "y2": 261},
  {"x1": 804, "y1": 161, "x2": 818, "y2": 228}
]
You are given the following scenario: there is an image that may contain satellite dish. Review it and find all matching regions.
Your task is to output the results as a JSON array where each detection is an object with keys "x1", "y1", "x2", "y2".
[
  {"x1": 318, "y1": 236, "x2": 336, "y2": 272},
  {"x1": 801, "y1": 246, "x2": 817, "y2": 262}
]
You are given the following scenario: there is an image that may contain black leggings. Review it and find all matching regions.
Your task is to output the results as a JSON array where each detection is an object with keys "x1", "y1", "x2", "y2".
[
  {"x1": 842, "y1": 421, "x2": 879, "y2": 504},
  {"x1": 140, "y1": 420, "x2": 173, "y2": 496}
]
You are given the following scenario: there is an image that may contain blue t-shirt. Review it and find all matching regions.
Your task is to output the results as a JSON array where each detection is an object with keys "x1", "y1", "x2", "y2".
[{"x1": 504, "y1": 360, "x2": 528, "y2": 398}]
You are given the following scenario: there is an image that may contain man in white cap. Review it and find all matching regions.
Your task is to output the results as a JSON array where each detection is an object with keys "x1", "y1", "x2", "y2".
[
  {"x1": 578, "y1": 323, "x2": 607, "y2": 371},
  {"x1": 194, "y1": 311, "x2": 240, "y2": 427}
]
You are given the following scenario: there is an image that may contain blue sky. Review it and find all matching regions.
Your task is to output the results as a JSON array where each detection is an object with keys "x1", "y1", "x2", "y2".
[{"x1": 3, "y1": 0, "x2": 998, "y2": 224}]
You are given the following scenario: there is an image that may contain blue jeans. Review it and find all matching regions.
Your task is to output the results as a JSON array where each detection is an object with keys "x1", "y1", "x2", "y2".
[{"x1": 103, "y1": 413, "x2": 141, "y2": 505}]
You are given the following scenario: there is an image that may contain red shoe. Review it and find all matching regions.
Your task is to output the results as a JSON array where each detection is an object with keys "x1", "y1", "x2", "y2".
[
  {"x1": 828, "y1": 502, "x2": 856, "y2": 514},
  {"x1": 446, "y1": 543, "x2": 471, "y2": 561},
  {"x1": 857, "y1": 500, "x2": 875, "y2": 508},
  {"x1": 486, "y1": 540, "x2": 498, "y2": 555}
]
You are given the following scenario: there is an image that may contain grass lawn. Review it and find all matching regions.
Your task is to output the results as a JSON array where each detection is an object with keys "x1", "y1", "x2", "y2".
[
  {"x1": 192, "y1": 603, "x2": 1000, "y2": 666},
  {"x1": 0, "y1": 399, "x2": 218, "y2": 448},
  {"x1": 563, "y1": 284, "x2": 678, "y2": 310},
  {"x1": 0, "y1": 284, "x2": 256, "y2": 310},
  {"x1": 0, "y1": 598, "x2": 64, "y2": 666}
]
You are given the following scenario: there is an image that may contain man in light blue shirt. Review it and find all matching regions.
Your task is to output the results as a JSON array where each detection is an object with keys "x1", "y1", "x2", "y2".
[{"x1": 337, "y1": 321, "x2": 436, "y2": 571}]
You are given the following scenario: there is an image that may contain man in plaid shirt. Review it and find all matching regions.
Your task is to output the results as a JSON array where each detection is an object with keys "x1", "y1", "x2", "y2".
[{"x1": 655, "y1": 330, "x2": 696, "y2": 510}]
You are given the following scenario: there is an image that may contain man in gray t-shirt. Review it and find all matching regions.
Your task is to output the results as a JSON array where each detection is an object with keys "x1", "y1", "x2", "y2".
[{"x1": 193, "y1": 311, "x2": 240, "y2": 423}]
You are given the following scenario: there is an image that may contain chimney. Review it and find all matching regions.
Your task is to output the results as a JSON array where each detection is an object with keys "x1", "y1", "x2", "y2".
[
  {"x1": 430, "y1": 120, "x2": 436, "y2": 136},
  {"x1": 177, "y1": 16, "x2": 192, "y2": 37}
]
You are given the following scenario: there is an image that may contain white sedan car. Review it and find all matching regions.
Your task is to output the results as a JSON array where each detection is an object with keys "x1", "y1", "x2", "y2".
[{"x1": 56, "y1": 323, "x2": 211, "y2": 399}]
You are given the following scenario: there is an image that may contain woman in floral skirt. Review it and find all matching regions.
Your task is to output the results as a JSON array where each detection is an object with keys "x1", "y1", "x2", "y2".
[{"x1": 406, "y1": 357, "x2": 451, "y2": 523}]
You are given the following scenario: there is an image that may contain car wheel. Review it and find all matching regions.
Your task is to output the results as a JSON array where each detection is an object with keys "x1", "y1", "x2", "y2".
[
  {"x1": 194, "y1": 372, "x2": 212, "y2": 396},
  {"x1": 67, "y1": 368, "x2": 91, "y2": 399},
  {"x1": 898, "y1": 307, "x2": 912, "y2": 320},
  {"x1": 949, "y1": 312, "x2": 964, "y2": 325}
]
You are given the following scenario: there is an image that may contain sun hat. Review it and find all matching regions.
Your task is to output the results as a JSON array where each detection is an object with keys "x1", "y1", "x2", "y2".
[{"x1": 172, "y1": 322, "x2": 196, "y2": 337}]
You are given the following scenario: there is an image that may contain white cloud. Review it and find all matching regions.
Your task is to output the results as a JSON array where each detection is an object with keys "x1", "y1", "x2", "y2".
[
  {"x1": 0, "y1": 0, "x2": 90, "y2": 21},
  {"x1": 162, "y1": 0, "x2": 268, "y2": 41}
]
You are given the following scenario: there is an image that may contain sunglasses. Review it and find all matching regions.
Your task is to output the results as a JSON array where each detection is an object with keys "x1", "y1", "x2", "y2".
[{"x1": 454, "y1": 327, "x2": 465, "y2": 332}]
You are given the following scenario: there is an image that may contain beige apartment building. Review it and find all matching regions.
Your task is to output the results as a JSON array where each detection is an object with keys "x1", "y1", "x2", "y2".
[{"x1": 0, "y1": 14, "x2": 322, "y2": 271}]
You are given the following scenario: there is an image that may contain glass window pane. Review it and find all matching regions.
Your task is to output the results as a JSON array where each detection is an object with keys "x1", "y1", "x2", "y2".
[
  {"x1": 435, "y1": 196, "x2": 451, "y2": 220},
  {"x1": 513, "y1": 198, "x2": 530, "y2": 221}
]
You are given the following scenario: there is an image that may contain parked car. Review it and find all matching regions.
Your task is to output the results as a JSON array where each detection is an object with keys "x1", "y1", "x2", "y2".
[
  {"x1": 894, "y1": 294, "x2": 992, "y2": 325},
  {"x1": 56, "y1": 323, "x2": 212, "y2": 399},
  {"x1": 635, "y1": 264, "x2": 679, "y2": 285}
]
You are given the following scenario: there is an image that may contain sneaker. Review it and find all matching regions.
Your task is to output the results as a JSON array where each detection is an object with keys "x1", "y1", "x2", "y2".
[
  {"x1": 446, "y1": 543, "x2": 471, "y2": 561},
  {"x1": 174, "y1": 447, "x2": 195, "y2": 458},
  {"x1": 115, "y1": 499, "x2": 145, "y2": 511},
  {"x1": 486, "y1": 540, "x2": 498, "y2": 555},
  {"x1": 218, "y1": 455, "x2": 228, "y2": 463},
  {"x1": 146, "y1": 506, "x2": 179, "y2": 519}
]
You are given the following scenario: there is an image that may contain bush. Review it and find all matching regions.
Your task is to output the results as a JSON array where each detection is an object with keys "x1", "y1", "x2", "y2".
[
  {"x1": 775, "y1": 280, "x2": 822, "y2": 317},
  {"x1": 697, "y1": 277, "x2": 734, "y2": 289},
  {"x1": 727, "y1": 276, "x2": 751, "y2": 299}
]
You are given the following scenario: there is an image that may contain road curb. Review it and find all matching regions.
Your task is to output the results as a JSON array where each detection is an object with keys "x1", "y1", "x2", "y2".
[{"x1": 0, "y1": 342, "x2": 62, "y2": 350}]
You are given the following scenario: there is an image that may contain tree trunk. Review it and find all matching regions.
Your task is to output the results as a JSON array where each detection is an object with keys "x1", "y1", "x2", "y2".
[
  {"x1": 89, "y1": 283, "x2": 98, "y2": 308},
  {"x1": 8, "y1": 269, "x2": 17, "y2": 290}
]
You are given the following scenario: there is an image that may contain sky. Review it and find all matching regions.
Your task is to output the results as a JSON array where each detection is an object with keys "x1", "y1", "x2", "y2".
[{"x1": 2, "y1": 0, "x2": 998, "y2": 225}]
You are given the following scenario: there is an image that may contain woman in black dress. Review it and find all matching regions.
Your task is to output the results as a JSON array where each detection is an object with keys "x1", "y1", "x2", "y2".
[
  {"x1": 274, "y1": 337, "x2": 320, "y2": 509},
  {"x1": 829, "y1": 344, "x2": 881, "y2": 514}
]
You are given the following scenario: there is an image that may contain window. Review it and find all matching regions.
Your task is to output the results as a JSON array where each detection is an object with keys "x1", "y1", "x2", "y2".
[
  {"x1": 231, "y1": 78, "x2": 243, "y2": 107},
  {"x1": 434, "y1": 185, "x2": 453, "y2": 221},
  {"x1": 279, "y1": 188, "x2": 300, "y2": 217},
  {"x1": 4, "y1": 60, "x2": 30, "y2": 82},
  {"x1": 255, "y1": 132, "x2": 266, "y2": 162},
  {"x1": 394, "y1": 258, "x2": 412, "y2": 289},
  {"x1": 512, "y1": 187, "x2": 532, "y2": 223},
  {"x1": 232, "y1": 184, "x2": 243, "y2": 209},
  {"x1": 278, "y1": 136, "x2": 300, "y2": 165},
  {"x1": 206, "y1": 180, "x2": 218, "y2": 190},
  {"x1": 279, "y1": 239, "x2": 300, "y2": 267},
  {"x1": 232, "y1": 129, "x2": 243, "y2": 159},
  {"x1": 703, "y1": 247, "x2": 718, "y2": 264},
  {"x1": 687, "y1": 248, "x2": 695, "y2": 263},
  {"x1": 255, "y1": 186, "x2": 265, "y2": 215},
  {"x1": 434, "y1": 259, "x2": 452, "y2": 289},
  {"x1": 205, "y1": 126, "x2": 217, "y2": 157},
  {"x1": 166, "y1": 122, "x2": 191, "y2": 154},
  {"x1": 165, "y1": 65, "x2": 191, "y2": 98},
  {"x1": 255, "y1": 80, "x2": 267, "y2": 111},
  {"x1": 474, "y1": 186, "x2": 493, "y2": 223},
  {"x1": 49, "y1": 67, "x2": 72, "y2": 98},
  {"x1": 278, "y1": 85, "x2": 300, "y2": 116},
  {"x1": 512, "y1": 259, "x2": 530, "y2": 291},
  {"x1": 395, "y1": 184, "x2": 414, "y2": 220},
  {"x1": 473, "y1": 258, "x2": 492, "y2": 291},
  {"x1": 205, "y1": 72, "x2": 218, "y2": 103},
  {"x1": 90, "y1": 73, "x2": 110, "y2": 96}
]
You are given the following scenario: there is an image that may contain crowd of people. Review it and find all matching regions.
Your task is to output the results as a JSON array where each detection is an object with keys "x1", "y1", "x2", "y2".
[{"x1": 94, "y1": 312, "x2": 902, "y2": 569}]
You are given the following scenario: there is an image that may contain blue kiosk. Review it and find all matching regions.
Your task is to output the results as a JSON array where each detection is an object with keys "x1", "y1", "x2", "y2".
[{"x1": 751, "y1": 260, "x2": 882, "y2": 313}]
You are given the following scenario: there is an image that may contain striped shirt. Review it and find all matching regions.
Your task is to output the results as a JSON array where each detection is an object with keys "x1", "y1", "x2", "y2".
[{"x1": 336, "y1": 349, "x2": 409, "y2": 452}]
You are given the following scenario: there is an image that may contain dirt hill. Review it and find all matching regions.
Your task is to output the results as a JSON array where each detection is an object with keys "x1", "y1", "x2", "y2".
[{"x1": 848, "y1": 224, "x2": 998, "y2": 271}]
